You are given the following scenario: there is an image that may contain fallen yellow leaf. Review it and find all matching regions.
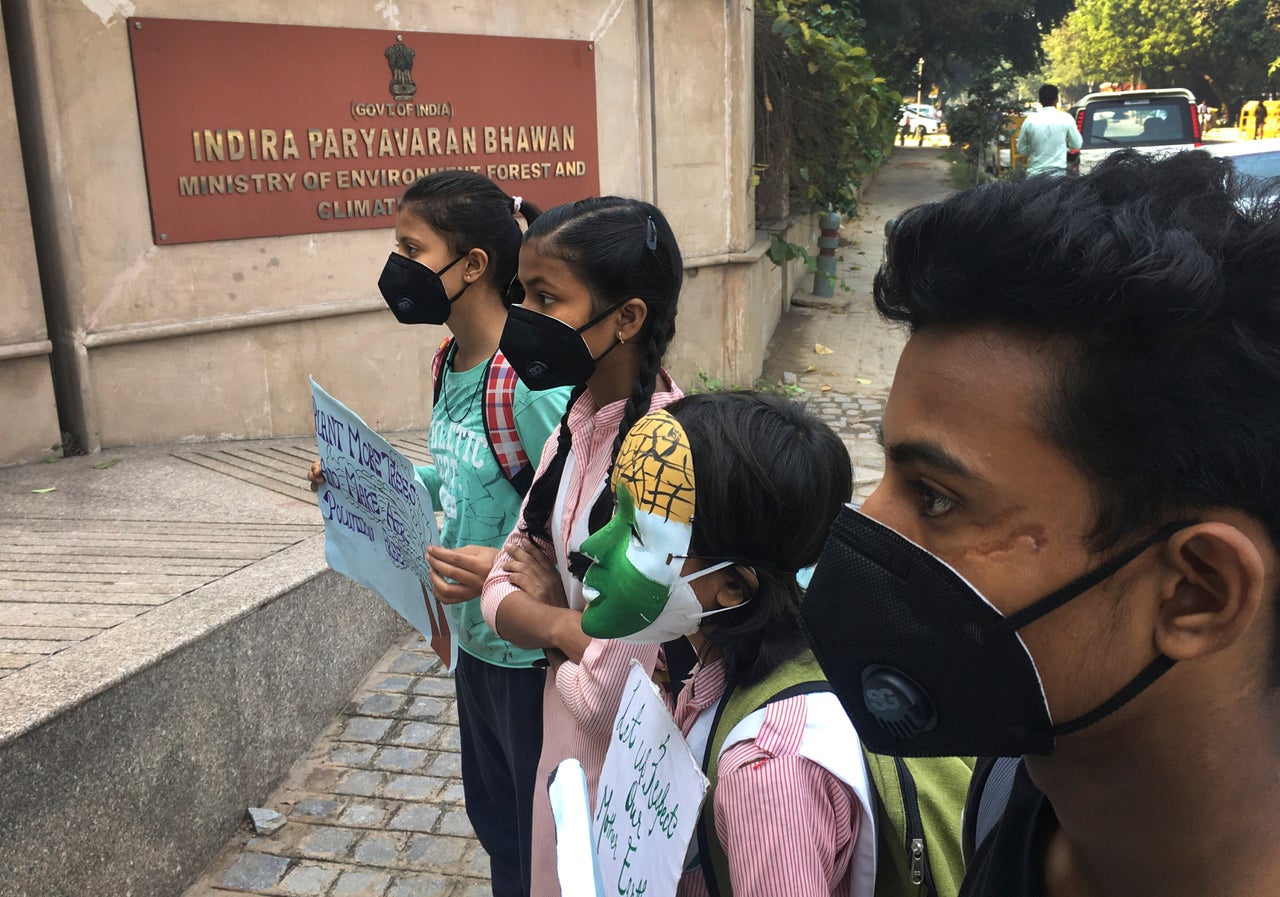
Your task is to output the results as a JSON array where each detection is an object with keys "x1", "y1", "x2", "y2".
[
  {"x1": 856, "y1": 377, "x2": 873, "y2": 385},
  {"x1": 815, "y1": 343, "x2": 835, "y2": 355},
  {"x1": 820, "y1": 384, "x2": 833, "y2": 392},
  {"x1": 805, "y1": 365, "x2": 820, "y2": 372}
]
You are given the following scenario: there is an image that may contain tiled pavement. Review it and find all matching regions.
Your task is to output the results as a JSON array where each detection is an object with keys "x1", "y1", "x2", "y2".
[
  {"x1": 183, "y1": 640, "x2": 487, "y2": 897},
  {"x1": 178, "y1": 144, "x2": 958, "y2": 897}
]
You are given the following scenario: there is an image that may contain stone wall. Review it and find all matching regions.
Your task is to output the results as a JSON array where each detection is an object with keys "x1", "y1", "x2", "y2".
[{"x1": 1, "y1": 0, "x2": 808, "y2": 461}]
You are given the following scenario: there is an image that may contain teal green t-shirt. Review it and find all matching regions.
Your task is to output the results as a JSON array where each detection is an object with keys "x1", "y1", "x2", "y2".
[{"x1": 416, "y1": 353, "x2": 569, "y2": 668}]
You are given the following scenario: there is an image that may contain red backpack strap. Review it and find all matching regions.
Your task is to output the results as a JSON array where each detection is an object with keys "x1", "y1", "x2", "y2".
[
  {"x1": 430, "y1": 337, "x2": 455, "y2": 406},
  {"x1": 483, "y1": 348, "x2": 534, "y2": 497}
]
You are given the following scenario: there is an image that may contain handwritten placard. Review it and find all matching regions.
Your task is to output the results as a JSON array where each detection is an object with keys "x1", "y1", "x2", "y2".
[
  {"x1": 593, "y1": 660, "x2": 708, "y2": 897},
  {"x1": 310, "y1": 378, "x2": 456, "y2": 669}
]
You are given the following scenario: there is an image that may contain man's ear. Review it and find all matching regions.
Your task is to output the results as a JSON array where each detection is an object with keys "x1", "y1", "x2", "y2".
[
  {"x1": 714, "y1": 565, "x2": 760, "y2": 610},
  {"x1": 615, "y1": 297, "x2": 649, "y2": 343},
  {"x1": 462, "y1": 247, "x2": 490, "y2": 283},
  {"x1": 1155, "y1": 522, "x2": 1268, "y2": 661}
]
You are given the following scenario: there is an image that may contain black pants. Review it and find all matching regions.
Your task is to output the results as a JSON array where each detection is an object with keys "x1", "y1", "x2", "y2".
[{"x1": 455, "y1": 651, "x2": 546, "y2": 897}]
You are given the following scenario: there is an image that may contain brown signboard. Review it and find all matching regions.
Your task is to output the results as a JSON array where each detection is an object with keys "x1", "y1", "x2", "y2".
[{"x1": 127, "y1": 18, "x2": 600, "y2": 245}]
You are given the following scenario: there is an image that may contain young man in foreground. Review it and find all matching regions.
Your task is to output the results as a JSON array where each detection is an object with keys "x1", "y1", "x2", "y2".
[{"x1": 802, "y1": 150, "x2": 1280, "y2": 897}]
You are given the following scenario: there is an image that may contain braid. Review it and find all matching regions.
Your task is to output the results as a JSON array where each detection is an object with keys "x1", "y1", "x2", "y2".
[
  {"x1": 520, "y1": 383, "x2": 587, "y2": 543},
  {"x1": 587, "y1": 339, "x2": 663, "y2": 533}
]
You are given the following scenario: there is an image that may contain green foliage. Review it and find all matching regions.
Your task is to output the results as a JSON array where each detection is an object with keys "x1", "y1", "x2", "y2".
[
  {"x1": 941, "y1": 65, "x2": 1019, "y2": 182},
  {"x1": 755, "y1": 0, "x2": 900, "y2": 219},
  {"x1": 1043, "y1": 0, "x2": 1280, "y2": 116}
]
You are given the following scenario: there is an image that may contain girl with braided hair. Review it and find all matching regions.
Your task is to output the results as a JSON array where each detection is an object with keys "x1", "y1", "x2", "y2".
[{"x1": 481, "y1": 196, "x2": 684, "y2": 895}]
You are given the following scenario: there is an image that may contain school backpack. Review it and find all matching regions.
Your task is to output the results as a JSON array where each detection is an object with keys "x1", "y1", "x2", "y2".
[
  {"x1": 697, "y1": 650, "x2": 973, "y2": 897},
  {"x1": 430, "y1": 336, "x2": 533, "y2": 497}
]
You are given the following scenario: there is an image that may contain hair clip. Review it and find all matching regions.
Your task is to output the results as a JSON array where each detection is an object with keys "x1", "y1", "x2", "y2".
[
  {"x1": 645, "y1": 216, "x2": 658, "y2": 251},
  {"x1": 512, "y1": 195, "x2": 523, "y2": 214}
]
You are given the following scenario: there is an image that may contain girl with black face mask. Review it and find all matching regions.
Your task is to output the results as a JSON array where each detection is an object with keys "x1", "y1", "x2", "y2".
[
  {"x1": 307, "y1": 171, "x2": 571, "y2": 897},
  {"x1": 479, "y1": 197, "x2": 684, "y2": 896}
]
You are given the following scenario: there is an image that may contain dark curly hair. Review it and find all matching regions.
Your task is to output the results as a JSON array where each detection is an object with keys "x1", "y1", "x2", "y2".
[{"x1": 875, "y1": 149, "x2": 1280, "y2": 557}]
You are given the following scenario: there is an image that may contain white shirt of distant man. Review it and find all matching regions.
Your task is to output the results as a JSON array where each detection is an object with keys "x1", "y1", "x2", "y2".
[{"x1": 1015, "y1": 85, "x2": 1083, "y2": 176}]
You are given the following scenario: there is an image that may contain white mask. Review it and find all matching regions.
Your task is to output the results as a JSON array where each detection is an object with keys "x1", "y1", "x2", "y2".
[{"x1": 609, "y1": 560, "x2": 739, "y2": 644}]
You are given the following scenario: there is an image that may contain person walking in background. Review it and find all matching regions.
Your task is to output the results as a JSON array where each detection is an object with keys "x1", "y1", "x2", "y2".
[
  {"x1": 1256, "y1": 98, "x2": 1268, "y2": 139},
  {"x1": 1014, "y1": 84, "x2": 1082, "y2": 176}
]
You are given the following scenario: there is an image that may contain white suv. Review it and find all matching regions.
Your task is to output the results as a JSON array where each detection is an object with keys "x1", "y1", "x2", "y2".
[{"x1": 1073, "y1": 88, "x2": 1202, "y2": 173}]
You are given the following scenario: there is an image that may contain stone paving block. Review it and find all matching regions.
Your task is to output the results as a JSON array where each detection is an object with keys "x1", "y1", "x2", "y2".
[
  {"x1": 220, "y1": 853, "x2": 292, "y2": 890},
  {"x1": 388, "y1": 652, "x2": 436, "y2": 674},
  {"x1": 336, "y1": 770, "x2": 387, "y2": 797},
  {"x1": 278, "y1": 863, "x2": 340, "y2": 896},
  {"x1": 465, "y1": 847, "x2": 490, "y2": 877},
  {"x1": 382, "y1": 773, "x2": 443, "y2": 801},
  {"x1": 435, "y1": 808, "x2": 474, "y2": 838},
  {"x1": 404, "y1": 833, "x2": 469, "y2": 870},
  {"x1": 388, "y1": 804, "x2": 441, "y2": 833},
  {"x1": 339, "y1": 802, "x2": 391, "y2": 828},
  {"x1": 425, "y1": 753, "x2": 461, "y2": 778},
  {"x1": 359, "y1": 693, "x2": 409, "y2": 716},
  {"x1": 392, "y1": 722, "x2": 439, "y2": 747},
  {"x1": 299, "y1": 825, "x2": 359, "y2": 861},
  {"x1": 331, "y1": 743, "x2": 379, "y2": 766},
  {"x1": 435, "y1": 780, "x2": 465, "y2": 804},
  {"x1": 291, "y1": 798, "x2": 346, "y2": 821},
  {"x1": 436, "y1": 703, "x2": 460, "y2": 725},
  {"x1": 374, "y1": 746, "x2": 429, "y2": 772},
  {"x1": 386, "y1": 874, "x2": 451, "y2": 897},
  {"x1": 452, "y1": 880, "x2": 493, "y2": 897},
  {"x1": 433, "y1": 725, "x2": 461, "y2": 752},
  {"x1": 411, "y1": 677, "x2": 455, "y2": 696},
  {"x1": 404, "y1": 696, "x2": 445, "y2": 719},
  {"x1": 333, "y1": 870, "x2": 394, "y2": 897},
  {"x1": 374, "y1": 675, "x2": 413, "y2": 692},
  {"x1": 342, "y1": 717, "x2": 395, "y2": 742},
  {"x1": 352, "y1": 831, "x2": 405, "y2": 865}
]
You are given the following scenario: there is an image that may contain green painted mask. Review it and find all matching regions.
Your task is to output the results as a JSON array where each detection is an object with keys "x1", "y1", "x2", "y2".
[{"x1": 579, "y1": 410, "x2": 699, "y2": 641}]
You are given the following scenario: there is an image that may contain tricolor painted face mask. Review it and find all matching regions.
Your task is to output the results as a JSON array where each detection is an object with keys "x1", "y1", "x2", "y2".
[
  {"x1": 798, "y1": 506, "x2": 1188, "y2": 758},
  {"x1": 575, "y1": 410, "x2": 746, "y2": 644},
  {"x1": 377, "y1": 252, "x2": 469, "y2": 325}
]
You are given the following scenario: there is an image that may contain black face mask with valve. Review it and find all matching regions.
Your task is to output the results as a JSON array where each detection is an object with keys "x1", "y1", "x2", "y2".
[
  {"x1": 798, "y1": 506, "x2": 1189, "y2": 757},
  {"x1": 377, "y1": 252, "x2": 469, "y2": 325},
  {"x1": 499, "y1": 301, "x2": 626, "y2": 391}
]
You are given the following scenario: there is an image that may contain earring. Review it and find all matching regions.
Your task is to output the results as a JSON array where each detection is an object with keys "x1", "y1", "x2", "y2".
[{"x1": 616, "y1": 331, "x2": 626, "y2": 344}]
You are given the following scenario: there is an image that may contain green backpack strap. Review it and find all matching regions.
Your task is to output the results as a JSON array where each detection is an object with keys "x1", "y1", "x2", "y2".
[
  {"x1": 697, "y1": 651, "x2": 829, "y2": 897},
  {"x1": 862, "y1": 752, "x2": 976, "y2": 897}
]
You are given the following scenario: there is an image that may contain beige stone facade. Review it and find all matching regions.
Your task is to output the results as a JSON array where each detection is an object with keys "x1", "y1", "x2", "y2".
[{"x1": 1, "y1": 0, "x2": 810, "y2": 464}]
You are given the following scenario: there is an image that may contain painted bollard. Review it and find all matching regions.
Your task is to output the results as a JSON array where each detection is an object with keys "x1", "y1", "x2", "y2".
[{"x1": 813, "y1": 211, "x2": 841, "y2": 298}]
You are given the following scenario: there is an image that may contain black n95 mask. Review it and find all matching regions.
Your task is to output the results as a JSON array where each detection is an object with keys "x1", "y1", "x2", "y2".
[{"x1": 799, "y1": 506, "x2": 1185, "y2": 757}]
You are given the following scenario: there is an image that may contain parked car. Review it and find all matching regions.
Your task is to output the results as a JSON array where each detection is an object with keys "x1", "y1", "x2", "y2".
[
  {"x1": 1201, "y1": 138, "x2": 1280, "y2": 198},
  {"x1": 899, "y1": 104, "x2": 944, "y2": 142},
  {"x1": 1073, "y1": 88, "x2": 1201, "y2": 173}
]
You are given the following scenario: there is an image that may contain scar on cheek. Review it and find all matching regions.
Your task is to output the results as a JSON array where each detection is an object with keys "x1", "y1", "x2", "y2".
[{"x1": 962, "y1": 527, "x2": 1048, "y2": 559}]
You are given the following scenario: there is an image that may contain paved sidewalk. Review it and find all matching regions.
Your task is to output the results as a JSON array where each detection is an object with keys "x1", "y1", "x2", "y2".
[{"x1": 762, "y1": 144, "x2": 956, "y2": 498}]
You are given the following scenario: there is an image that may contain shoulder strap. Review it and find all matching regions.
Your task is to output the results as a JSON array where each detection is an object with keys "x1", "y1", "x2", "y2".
[
  {"x1": 962, "y1": 756, "x2": 1021, "y2": 860},
  {"x1": 481, "y1": 348, "x2": 533, "y2": 497},
  {"x1": 698, "y1": 651, "x2": 829, "y2": 897},
  {"x1": 429, "y1": 337, "x2": 454, "y2": 406}
]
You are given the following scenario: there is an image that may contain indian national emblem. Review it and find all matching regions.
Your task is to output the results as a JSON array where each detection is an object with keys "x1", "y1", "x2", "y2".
[{"x1": 385, "y1": 36, "x2": 417, "y2": 102}]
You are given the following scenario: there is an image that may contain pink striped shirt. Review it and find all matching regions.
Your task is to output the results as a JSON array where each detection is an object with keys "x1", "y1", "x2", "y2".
[
  {"x1": 674, "y1": 659, "x2": 859, "y2": 897},
  {"x1": 480, "y1": 375, "x2": 682, "y2": 897}
]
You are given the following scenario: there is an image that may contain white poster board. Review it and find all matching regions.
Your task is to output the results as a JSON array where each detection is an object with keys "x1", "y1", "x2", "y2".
[
  {"x1": 590, "y1": 660, "x2": 709, "y2": 897},
  {"x1": 310, "y1": 378, "x2": 456, "y2": 670}
]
